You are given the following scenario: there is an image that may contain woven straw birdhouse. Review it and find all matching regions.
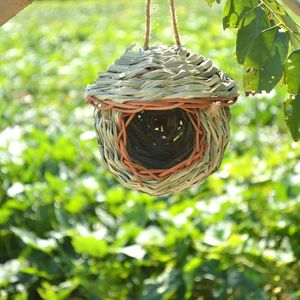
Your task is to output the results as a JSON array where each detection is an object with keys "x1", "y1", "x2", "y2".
[{"x1": 85, "y1": 1, "x2": 238, "y2": 195}]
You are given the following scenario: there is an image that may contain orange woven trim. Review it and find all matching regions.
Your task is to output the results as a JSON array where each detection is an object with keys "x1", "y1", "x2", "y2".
[
  {"x1": 88, "y1": 95, "x2": 236, "y2": 183},
  {"x1": 116, "y1": 108, "x2": 207, "y2": 182},
  {"x1": 86, "y1": 95, "x2": 237, "y2": 112}
]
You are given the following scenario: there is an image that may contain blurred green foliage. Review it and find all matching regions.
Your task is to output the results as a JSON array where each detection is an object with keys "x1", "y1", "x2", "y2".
[{"x1": 1, "y1": 0, "x2": 300, "y2": 299}]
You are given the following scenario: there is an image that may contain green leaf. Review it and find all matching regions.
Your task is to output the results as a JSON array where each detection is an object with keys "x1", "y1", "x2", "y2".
[
  {"x1": 206, "y1": 0, "x2": 214, "y2": 6},
  {"x1": 261, "y1": 1, "x2": 300, "y2": 48},
  {"x1": 141, "y1": 268, "x2": 181, "y2": 300},
  {"x1": 261, "y1": 0, "x2": 286, "y2": 14},
  {"x1": 95, "y1": 207, "x2": 116, "y2": 229},
  {"x1": 285, "y1": 49, "x2": 300, "y2": 94},
  {"x1": 236, "y1": 7, "x2": 270, "y2": 64},
  {"x1": 223, "y1": 0, "x2": 258, "y2": 29},
  {"x1": 118, "y1": 244, "x2": 146, "y2": 260},
  {"x1": 281, "y1": 14, "x2": 300, "y2": 34},
  {"x1": 71, "y1": 236, "x2": 109, "y2": 258},
  {"x1": 289, "y1": 32, "x2": 300, "y2": 49},
  {"x1": 243, "y1": 26, "x2": 289, "y2": 93},
  {"x1": 37, "y1": 280, "x2": 79, "y2": 300},
  {"x1": 263, "y1": 1, "x2": 300, "y2": 47},
  {"x1": 11, "y1": 227, "x2": 57, "y2": 254},
  {"x1": 281, "y1": 14, "x2": 300, "y2": 48},
  {"x1": 206, "y1": 0, "x2": 221, "y2": 7},
  {"x1": 183, "y1": 257, "x2": 202, "y2": 299},
  {"x1": 223, "y1": 0, "x2": 242, "y2": 29},
  {"x1": 284, "y1": 92, "x2": 300, "y2": 141},
  {"x1": 0, "y1": 259, "x2": 24, "y2": 287},
  {"x1": 21, "y1": 266, "x2": 53, "y2": 280}
]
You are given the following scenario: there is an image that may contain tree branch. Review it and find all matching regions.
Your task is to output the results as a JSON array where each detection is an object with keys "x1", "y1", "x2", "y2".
[
  {"x1": 282, "y1": 0, "x2": 300, "y2": 16},
  {"x1": 0, "y1": 0, "x2": 33, "y2": 27}
]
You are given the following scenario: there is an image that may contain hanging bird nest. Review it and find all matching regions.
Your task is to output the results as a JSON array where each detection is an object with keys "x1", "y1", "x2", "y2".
[{"x1": 85, "y1": 0, "x2": 238, "y2": 195}]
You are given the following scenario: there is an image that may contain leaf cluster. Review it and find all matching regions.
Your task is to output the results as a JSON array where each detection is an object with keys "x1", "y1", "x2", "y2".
[{"x1": 208, "y1": 0, "x2": 300, "y2": 140}]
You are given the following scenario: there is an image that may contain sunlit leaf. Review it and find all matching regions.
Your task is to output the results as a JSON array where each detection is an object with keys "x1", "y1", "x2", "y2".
[
  {"x1": 284, "y1": 92, "x2": 300, "y2": 141},
  {"x1": 11, "y1": 227, "x2": 57, "y2": 253},
  {"x1": 206, "y1": 0, "x2": 221, "y2": 7},
  {"x1": 285, "y1": 49, "x2": 300, "y2": 94},
  {"x1": 243, "y1": 26, "x2": 289, "y2": 93},
  {"x1": 261, "y1": 0, "x2": 286, "y2": 14},
  {"x1": 0, "y1": 259, "x2": 24, "y2": 287},
  {"x1": 71, "y1": 236, "x2": 109, "y2": 258},
  {"x1": 118, "y1": 244, "x2": 146, "y2": 260},
  {"x1": 223, "y1": 0, "x2": 258, "y2": 29},
  {"x1": 37, "y1": 280, "x2": 79, "y2": 300},
  {"x1": 236, "y1": 7, "x2": 270, "y2": 64}
]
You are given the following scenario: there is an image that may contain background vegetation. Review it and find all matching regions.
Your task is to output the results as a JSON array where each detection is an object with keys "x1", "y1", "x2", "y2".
[{"x1": 1, "y1": 0, "x2": 300, "y2": 299}]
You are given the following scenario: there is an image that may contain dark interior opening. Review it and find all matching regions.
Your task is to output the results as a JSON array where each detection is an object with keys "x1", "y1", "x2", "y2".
[{"x1": 125, "y1": 108, "x2": 196, "y2": 170}]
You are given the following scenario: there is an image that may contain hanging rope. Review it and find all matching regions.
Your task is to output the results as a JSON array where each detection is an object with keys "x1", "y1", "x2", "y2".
[
  {"x1": 144, "y1": 0, "x2": 181, "y2": 50},
  {"x1": 144, "y1": 0, "x2": 151, "y2": 50},
  {"x1": 169, "y1": 0, "x2": 181, "y2": 47}
]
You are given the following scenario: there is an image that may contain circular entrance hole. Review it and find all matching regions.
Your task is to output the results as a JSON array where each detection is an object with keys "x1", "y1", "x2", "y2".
[{"x1": 125, "y1": 109, "x2": 196, "y2": 170}]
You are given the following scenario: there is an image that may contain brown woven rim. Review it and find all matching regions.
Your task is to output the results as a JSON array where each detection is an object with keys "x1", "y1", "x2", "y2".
[
  {"x1": 87, "y1": 95, "x2": 237, "y2": 184},
  {"x1": 87, "y1": 95, "x2": 238, "y2": 113}
]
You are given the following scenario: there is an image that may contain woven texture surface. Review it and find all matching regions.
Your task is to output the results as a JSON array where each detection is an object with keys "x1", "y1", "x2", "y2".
[
  {"x1": 86, "y1": 45, "x2": 238, "y2": 195},
  {"x1": 86, "y1": 45, "x2": 238, "y2": 102}
]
